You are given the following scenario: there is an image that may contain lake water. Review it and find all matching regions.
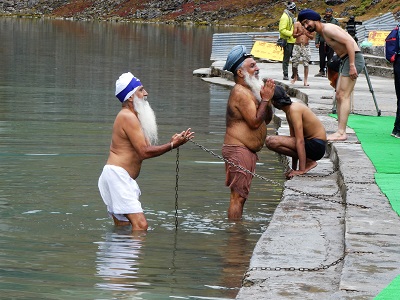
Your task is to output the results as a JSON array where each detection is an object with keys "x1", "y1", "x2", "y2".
[{"x1": 0, "y1": 18, "x2": 285, "y2": 299}]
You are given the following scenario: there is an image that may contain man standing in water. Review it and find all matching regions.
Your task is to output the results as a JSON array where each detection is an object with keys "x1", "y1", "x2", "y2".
[
  {"x1": 222, "y1": 45, "x2": 275, "y2": 220},
  {"x1": 98, "y1": 72, "x2": 194, "y2": 231},
  {"x1": 298, "y1": 9, "x2": 365, "y2": 141}
]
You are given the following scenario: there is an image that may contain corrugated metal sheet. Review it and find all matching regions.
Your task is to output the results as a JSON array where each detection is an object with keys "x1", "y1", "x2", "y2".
[
  {"x1": 210, "y1": 32, "x2": 275, "y2": 61},
  {"x1": 211, "y1": 12, "x2": 399, "y2": 63},
  {"x1": 355, "y1": 12, "x2": 398, "y2": 43},
  {"x1": 211, "y1": 31, "x2": 319, "y2": 62}
]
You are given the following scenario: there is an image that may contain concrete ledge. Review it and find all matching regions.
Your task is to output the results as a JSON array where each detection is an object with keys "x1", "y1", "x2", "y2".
[{"x1": 197, "y1": 62, "x2": 400, "y2": 299}]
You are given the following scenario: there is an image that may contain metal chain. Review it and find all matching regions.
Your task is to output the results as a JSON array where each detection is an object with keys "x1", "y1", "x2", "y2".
[
  {"x1": 174, "y1": 140, "x2": 371, "y2": 271},
  {"x1": 188, "y1": 139, "x2": 369, "y2": 209},
  {"x1": 174, "y1": 147, "x2": 180, "y2": 230},
  {"x1": 347, "y1": 181, "x2": 376, "y2": 185},
  {"x1": 248, "y1": 252, "x2": 346, "y2": 272},
  {"x1": 247, "y1": 251, "x2": 371, "y2": 273}
]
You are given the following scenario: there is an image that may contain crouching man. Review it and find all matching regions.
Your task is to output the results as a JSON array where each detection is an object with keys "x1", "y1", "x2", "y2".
[{"x1": 265, "y1": 85, "x2": 326, "y2": 179}]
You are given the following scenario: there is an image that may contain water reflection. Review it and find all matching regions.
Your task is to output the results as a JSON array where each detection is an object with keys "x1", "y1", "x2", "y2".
[
  {"x1": 95, "y1": 229, "x2": 146, "y2": 293},
  {"x1": 218, "y1": 224, "x2": 253, "y2": 298},
  {"x1": 0, "y1": 18, "x2": 285, "y2": 299}
]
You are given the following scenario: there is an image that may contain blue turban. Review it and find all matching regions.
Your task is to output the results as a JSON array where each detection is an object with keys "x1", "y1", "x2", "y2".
[
  {"x1": 115, "y1": 72, "x2": 142, "y2": 103},
  {"x1": 298, "y1": 9, "x2": 321, "y2": 23},
  {"x1": 223, "y1": 45, "x2": 253, "y2": 74}
]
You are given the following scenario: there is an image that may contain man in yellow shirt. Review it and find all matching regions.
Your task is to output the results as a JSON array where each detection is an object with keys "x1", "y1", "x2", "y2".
[{"x1": 279, "y1": 2, "x2": 300, "y2": 81}]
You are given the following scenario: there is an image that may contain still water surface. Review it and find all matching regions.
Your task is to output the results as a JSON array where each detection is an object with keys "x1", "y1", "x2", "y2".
[{"x1": 0, "y1": 18, "x2": 285, "y2": 299}]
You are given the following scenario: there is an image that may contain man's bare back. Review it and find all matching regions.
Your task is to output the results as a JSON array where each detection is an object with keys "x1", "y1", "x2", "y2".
[
  {"x1": 286, "y1": 102, "x2": 326, "y2": 141},
  {"x1": 320, "y1": 23, "x2": 360, "y2": 58},
  {"x1": 107, "y1": 107, "x2": 145, "y2": 179}
]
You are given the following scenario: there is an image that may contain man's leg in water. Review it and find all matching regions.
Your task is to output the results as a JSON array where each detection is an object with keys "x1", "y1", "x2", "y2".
[
  {"x1": 112, "y1": 213, "x2": 148, "y2": 231},
  {"x1": 228, "y1": 189, "x2": 247, "y2": 220}
]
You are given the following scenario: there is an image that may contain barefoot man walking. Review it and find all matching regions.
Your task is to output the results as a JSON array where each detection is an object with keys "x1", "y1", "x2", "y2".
[{"x1": 298, "y1": 9, "x2": 365, "y2": 141}]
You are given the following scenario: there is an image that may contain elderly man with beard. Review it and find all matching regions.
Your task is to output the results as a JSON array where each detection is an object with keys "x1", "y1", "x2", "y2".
[
  {"x1": 222, "y1": 45, "x2": 275, "y2": 220},
  {"x1": 298, "y1": 9, "x2": 365, "y2": 141},
  {"x1": 98, "y1": 72, "x2": 194, "y2": 231}
]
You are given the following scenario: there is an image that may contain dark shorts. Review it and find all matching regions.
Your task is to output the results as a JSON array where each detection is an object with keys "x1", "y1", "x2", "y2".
[
  {"x1": 339, "y1": 52, "x2": 365, "y2": 76},
  {"x1": 304, "y1": 138, "x2": 326, "y2": 161}
]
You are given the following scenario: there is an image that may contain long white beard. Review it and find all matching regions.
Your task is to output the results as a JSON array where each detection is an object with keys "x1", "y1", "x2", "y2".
[
  {"x1": 243, "y1": 71, "x2": 263, "y2": 102},
  {"x1": 133, "y1": 95, "x2": 158, "y2": 146}
]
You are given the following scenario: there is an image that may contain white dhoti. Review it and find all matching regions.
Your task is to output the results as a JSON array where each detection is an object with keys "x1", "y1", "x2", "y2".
[{"x1": 98, "y1": 165, "x2": 143, "y2": 222}]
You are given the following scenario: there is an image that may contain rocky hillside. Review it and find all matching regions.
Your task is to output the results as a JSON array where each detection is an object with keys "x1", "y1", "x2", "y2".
[{"x1": 1, "y1": 0, "x2": 399, "y2": 29}]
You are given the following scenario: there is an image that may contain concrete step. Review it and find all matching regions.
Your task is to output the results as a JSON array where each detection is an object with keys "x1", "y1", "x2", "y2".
[
  {"x1": 363, "y1": 53, "x2": 393, "y2": 78},
  {"x1": 363, "y1": 54, "x2": 391, "y2": 67},
  {"x1": 365, "y1": 65, "x2": 394, "y2": 78}
]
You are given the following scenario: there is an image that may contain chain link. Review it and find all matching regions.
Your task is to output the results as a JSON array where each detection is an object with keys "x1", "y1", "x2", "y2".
[
  {"x1": 247, "y1": 251, "x2": 372, "y2": 273},
  {"x1": 174, "y1": 147, "x2": 180, "y2": 230},
  {"x1": 188, "y1": 139, "x2": 369, "y2": 209},
  {"x1": 248, "y1": 252, "x2": 346, "y2": 272}
]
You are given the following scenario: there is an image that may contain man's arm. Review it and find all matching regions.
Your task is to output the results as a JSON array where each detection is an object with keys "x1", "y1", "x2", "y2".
[
  {"x1": 292, "y1": 22, "x2": 302, "y2": 38},
  {"x1": 261, "y1": 79, "x2": 275, "y2": 125},
  {"x1": 315, "y1": 32, "x2": 321, "y2": 46},
  {"x1": 304, "y1": 29, "x2": 314, "y2": 40},
  {"x1": 288, "y1": 125, "x2": 298, "y2": 171},
  {"x1": 124, "y1": 114, "x2": 193, "y2": 159},
  {"x1": 235, "y1": 80, "x2": 275, "y2": 129},
  {"x1": 346, "y1": 41, "x2": 358, "y2": 78},
  {"x1": 326, "y1": 25, "x2": 358, "y2": 78},
  {"x1": 289, "y1": 109, "x2": 307, "y2": 173}
]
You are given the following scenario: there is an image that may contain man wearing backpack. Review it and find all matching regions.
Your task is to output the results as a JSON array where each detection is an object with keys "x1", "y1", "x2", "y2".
[
  {"x1": 386, "y1": 25, "x2": 400, "y2": 138},
  {"x1": 393, "y1": 53, "x2": 400, "y2": 138}
]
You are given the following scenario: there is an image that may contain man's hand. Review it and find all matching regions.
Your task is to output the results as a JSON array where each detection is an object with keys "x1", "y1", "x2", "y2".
[
  {"x1": 261, "y1": 78, "x2": 275, "y2": 102},
  {"x1": 349, "y1": 64, "x2": 358, "y2": 80},
  {"x1": 170, "y1": 128, "x2": 194, "y2": 149}
]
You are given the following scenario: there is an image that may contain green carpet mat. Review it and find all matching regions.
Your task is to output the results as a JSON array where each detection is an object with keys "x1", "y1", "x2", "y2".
[
  {"x1": 374, "y1": 274, "x2": 400, "y2": 300},
  {"x1": 330, "y1": 114, "x2": 400, "y2": 299},
  {"x1": 345, "y1": 115, "x2": 399, "y2": 174},
  {"x1": 343, "y1": 115, "x2": 400, "y2": 214}
]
